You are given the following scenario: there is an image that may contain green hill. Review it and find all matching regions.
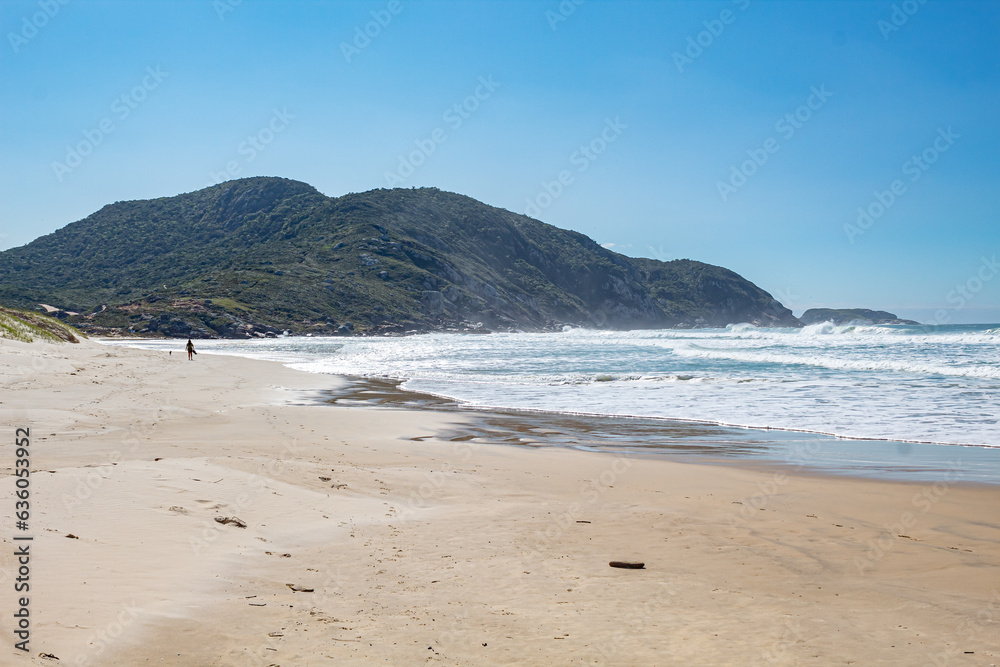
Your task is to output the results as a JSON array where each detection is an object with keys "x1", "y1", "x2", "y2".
[{"x1": 0, "y1": 177, "x2": 800, "y2": 337}]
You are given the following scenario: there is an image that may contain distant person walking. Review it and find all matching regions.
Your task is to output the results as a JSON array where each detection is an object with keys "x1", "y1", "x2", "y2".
[{"x1": 186, "y1": 339, "x2": 197, "y2": 361}]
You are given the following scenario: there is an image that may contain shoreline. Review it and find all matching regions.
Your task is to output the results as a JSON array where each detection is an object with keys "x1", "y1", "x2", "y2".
[
  {"x1": 331, "y1": 374, "x2": 1000, "y2": 449},
  {"x1": 318, "y1": 375, "x2": 1000, "y2": 486},
  {"x1": 2, "y1": 337, "x2": 998, "y2": 665},
  {"x1": 99, "y1": 332, "x2": 1000, "y2": 452}
]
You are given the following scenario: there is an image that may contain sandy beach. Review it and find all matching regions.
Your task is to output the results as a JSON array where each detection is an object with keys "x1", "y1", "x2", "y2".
[{"x1": 1, "y1": 336, "x2": 998, "y2": 666}]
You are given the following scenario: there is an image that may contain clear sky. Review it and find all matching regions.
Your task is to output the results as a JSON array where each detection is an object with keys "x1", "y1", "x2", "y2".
[{"x1": 1, "y1": 0, "x2": 997, "y2": 323}]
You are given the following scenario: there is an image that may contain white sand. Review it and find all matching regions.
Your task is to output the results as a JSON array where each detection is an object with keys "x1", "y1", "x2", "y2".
[{"x1": 1, "y1": 337, "x2": 997, "y2": 665}]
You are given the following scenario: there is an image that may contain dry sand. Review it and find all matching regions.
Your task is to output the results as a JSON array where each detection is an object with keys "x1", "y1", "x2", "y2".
[{"x1": 0, "y1": 337, "x2": 997, "y2": 666}]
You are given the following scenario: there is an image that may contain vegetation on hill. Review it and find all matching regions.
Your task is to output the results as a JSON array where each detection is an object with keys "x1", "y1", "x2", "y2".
[
  {"x1": 799, "y1": 308, "x2": 919, "y2": 326},
  {"x1": 0, "y1": 177, "x2": 800, "y2": 337}
]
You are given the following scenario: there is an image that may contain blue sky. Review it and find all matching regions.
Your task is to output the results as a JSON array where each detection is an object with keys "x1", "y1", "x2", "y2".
[{"x1": 1, "y1": 0, "x2": 997, "y2": 323}]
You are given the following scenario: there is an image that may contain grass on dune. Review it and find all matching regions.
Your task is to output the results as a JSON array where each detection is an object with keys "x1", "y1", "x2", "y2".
[{"x1": 0, "y1": 307, "x2": 83, "y2": 343}]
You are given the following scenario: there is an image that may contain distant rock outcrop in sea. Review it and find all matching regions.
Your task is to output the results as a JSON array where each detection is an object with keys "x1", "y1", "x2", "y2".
[
  {"x1": 0, "y1": 177, "x2": 801, "y2": 337},
  {"x1": 799, "y1": 308, "x2": 920, "y2": 326}
]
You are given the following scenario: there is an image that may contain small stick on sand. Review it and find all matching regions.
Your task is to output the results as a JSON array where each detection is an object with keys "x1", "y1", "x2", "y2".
[{"x1": 609, "y1": 561, "x2": 645, "y2": 569}]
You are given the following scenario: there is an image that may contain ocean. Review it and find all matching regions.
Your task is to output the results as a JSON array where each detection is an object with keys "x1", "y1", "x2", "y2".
[{"x1": 108, "y1": 322, "x2": 1000, "y2": 482}]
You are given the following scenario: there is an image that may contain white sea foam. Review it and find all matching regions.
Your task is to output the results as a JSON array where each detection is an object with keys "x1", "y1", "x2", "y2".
[
  {"x1": 669, "y1": 343, "x2": 1000, "y2": 379},
  {"x1": 106, "y1": 323, "x2": 1000, "y2": 448}
]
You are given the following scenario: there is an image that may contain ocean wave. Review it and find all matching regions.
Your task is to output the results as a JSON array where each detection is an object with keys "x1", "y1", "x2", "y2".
[
  {"x1": 101, "y1": 325, "x2": 1000, "y2": 448},
  {"x1": 401, "y1": 378, "x2": 1000, "y2": 448},
  {"x1": 661, "y1": 322, "x2": 1000, "y2": 344},
  {"x1": 288, "y1": 363, "x2": 758, "y2": 387},
  {"x1": 670, "y1": 344, "x2": 1000, "y2": 379}
]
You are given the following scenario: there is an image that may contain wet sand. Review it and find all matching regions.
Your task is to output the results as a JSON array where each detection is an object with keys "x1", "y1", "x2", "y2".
[{"x1": 325, "y1": 375, "x2": 1000, "y2": 484}]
